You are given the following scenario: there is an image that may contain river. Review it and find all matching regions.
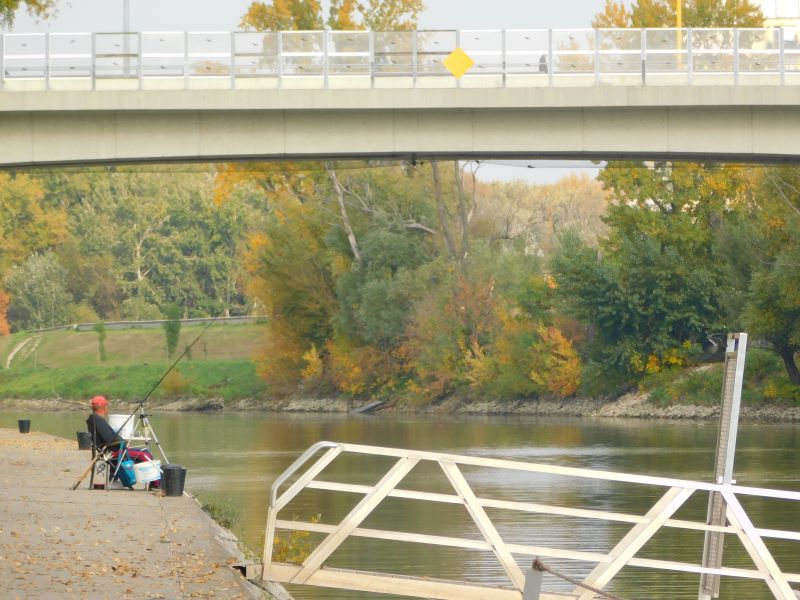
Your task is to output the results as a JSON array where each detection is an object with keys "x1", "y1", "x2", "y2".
[{"x1": 1, "y1": 411, "x2": 798, "y2": 599}]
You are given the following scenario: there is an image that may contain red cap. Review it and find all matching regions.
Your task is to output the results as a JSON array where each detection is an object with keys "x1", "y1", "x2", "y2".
[{"x1": 91, "y1": 396, "x2": 108, "y2": 409}]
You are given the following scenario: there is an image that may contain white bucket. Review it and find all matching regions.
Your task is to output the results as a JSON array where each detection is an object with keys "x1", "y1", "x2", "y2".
[
  {"x1": 134, "y1": 459, "x2": 162, "y2": 485},
  {"x1": 107, "y1": 414, "x2": 135, "y2": 440}
]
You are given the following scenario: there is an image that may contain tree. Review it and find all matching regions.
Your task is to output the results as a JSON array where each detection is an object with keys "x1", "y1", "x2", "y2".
[
  {"x1": 732, "y1": 167, "x2": 800, "y2": 384},
  {"x1": 593, "y1": 0, "x2": 763, "y2": 28},
  {"x1": 0, "y1": 0, "x2": 56, "y2": 28},
  {"x1": 0, "y1": 173, "x2": 66, "y2": 276},
  {"x1": 240, "y1": 0, "x2": 424, "y2": 31},
  {"x1": 94, "y1": 321, "x2": 108, "y2": 362},
  {"x1": 162, "y1": 303, "x2": 182, "y2": 360},
  {"x1": 5, "y1": 252, "x2": 73, "y2": 330},
  {"x1": 551, "y1": 162, "x2": 751, "y2": 383},
  {"x1": 0, "y1": 290, "x2": 10, "y2": 336}
]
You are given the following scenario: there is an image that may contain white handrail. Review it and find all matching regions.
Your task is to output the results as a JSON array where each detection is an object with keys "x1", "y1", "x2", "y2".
[{"x1": 263, "y1": 441, "x2": 800, "y2": 600}]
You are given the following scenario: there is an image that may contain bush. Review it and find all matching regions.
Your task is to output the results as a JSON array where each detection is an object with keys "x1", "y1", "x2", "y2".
[
  {"x1": 745, "y1": 350, "x2": 784, "y2": 385},
  {"x1": 161, "y1": 369, "x2": 193, "y2": 397},
  {"x1": 763, "y1": 378, "x2": 800, "y2": 404}
]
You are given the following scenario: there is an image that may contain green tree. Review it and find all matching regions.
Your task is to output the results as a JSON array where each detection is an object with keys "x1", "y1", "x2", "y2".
[
  {"x1": 0, "y1": 0, "x2": 56, "y2": 28},
  {"x1": 593, "y1": 0, "x2": 763, "y2": 28},
  {"x1": 552, "y1": 163, "x2": 749, "y2": 383},
  {"x1": 731, "y1": 167, "x2": 800, "y2": 384},
  {"x1": 5, "y1": 252, "x2": 73, "y2": 330},
  {"x1": 162, "y1": 303, "x2": 182, "y2": 360},
  {"x1": 94, "y1": 321, "x2": 108, "y2": 362}
]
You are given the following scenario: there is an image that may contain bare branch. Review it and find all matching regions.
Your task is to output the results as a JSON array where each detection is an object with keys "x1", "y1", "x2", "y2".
[{"x1": 326, "y1": 162, "x2": 362, "y2": 266}]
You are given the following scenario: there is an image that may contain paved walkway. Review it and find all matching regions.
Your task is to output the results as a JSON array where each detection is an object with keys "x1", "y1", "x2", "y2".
[{"x1": 0, "y1": 428, "x2": 264, "y2": 599}]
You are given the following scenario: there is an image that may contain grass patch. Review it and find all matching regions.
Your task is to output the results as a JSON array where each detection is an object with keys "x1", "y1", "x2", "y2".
[
  {"x1": 641, "y1": 349, "x2": 800, "y2": 407},
  {"x1": 195, "y1": 493, "x2": 244, "y2": 531},
  {"x1": 3, "y1": 323, "x2": 267, "y2": 369},
  {"x1": 0, "y1": 360, "x2": 267, "y2": 402}
]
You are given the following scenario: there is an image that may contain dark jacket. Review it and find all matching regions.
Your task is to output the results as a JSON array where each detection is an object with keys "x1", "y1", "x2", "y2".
[{"x1": 86, "y1": 413, "x2": 123, "y2": 449}]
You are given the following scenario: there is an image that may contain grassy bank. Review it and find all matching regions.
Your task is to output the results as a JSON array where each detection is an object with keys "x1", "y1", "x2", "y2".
[
  {"x1": 0, "y1": 323, "x2": 268, "y2": 403},
  {"x1": 640, "y1": 348, "x2": 800, "y2": 407},
  {"x1": 0, "y1": 360, "x2": 267, "y2": 403},
  {"x1": 1, "y1": 323, "x2": 266, "y2": 369}
]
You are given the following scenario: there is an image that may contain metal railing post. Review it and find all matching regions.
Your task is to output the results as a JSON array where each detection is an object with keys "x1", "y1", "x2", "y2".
[
  {"x1": 594, "y1": 28, "x2": 600, "y2": 84},
  {"x1": 733, "y1": 28, "x2": 739, "y2": 85},
  {"x1": 323, "y1": 29, "x2": 329, "y2": 89},
  {"x1": 641, "y1": 28, "x2": 646, "y2": 86},
  {"x1": 91, "y1": 33, "x2": 96, "y2": 90},
  {"x1": 687, "y1": 28, "x2": 693, "y2": 85},
  {"x1": 369, "y1": 29, "x2": 375, "y2": 87},
  {"x1": 45, "y1": 32, "x2": 50, "y2": 90},
  {"x1": 780, "y1": 27, "x2": 785, "y2": 85},
  {"x1": 277, "y1": 31, "x2": 283, "y2": 88},
  {"x1": 547, "y1": 28, "x2": 554, "y2": 87},
  {"x1": 412, "y1": 30, "x2": 418, "y2": 86},
  {"x1": 230, "y1": 31, "x2": 236, "y2": 89},
  {"x1": 523, "y1": 568, "x2": 544, "y2": 600},
  {"x1": 183, "y1": 31, "x2": 189, "y2": 89},
  {"x1": 501, "y1": 28, "x2": 507, "y2": 86},
  {"x1": 456, "y1": 29, "x2": 461, "y2": 87},
  {"x1": 137, "y1": 32, "x2": 143, "y2": 90}
]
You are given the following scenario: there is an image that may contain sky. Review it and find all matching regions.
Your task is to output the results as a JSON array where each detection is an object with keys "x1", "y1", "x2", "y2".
[{"x1": 6, "y1": 0, "x2": 610, "y2": 183}]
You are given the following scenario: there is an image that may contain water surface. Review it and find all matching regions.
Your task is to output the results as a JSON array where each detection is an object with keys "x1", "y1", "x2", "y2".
[{"x1": 2, "y1": 411, "x2": 798, "y2": 599}]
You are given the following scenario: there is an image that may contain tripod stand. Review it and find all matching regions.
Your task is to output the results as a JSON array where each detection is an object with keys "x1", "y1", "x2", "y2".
[
  {"x1": 105, "y1": 407, "x2": 170, "y2": 489},
  {"x1": 130, "y1": 406, "x2": 170, "y2": 465}
]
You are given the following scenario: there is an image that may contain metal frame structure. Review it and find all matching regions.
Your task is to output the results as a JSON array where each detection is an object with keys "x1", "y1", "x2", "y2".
[
  {"x1": 1, "y1": 27, "x2": 800, "y2": 91},
  {"x1": 263, "y1": 441, "x2": 800, "y2": 600}
]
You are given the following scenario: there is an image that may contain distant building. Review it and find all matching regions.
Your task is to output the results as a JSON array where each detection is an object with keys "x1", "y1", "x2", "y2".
[{"x1": 755, "y1": 0, "x2": 800, "y2": 26}]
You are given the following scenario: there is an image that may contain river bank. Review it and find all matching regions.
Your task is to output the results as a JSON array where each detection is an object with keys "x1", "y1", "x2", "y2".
[
  {"x1": 0, "y1": 427, "x2": 274, "y2": 599},
  {"x1": 4, "y1": 391, "x2": 800, "y2": 422}
]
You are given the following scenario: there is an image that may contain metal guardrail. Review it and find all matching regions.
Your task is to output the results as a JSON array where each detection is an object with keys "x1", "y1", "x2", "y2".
[
  {"x1": 2, "y1": 28, "x2": 800, "y2": 91},
  {"x1": 25, "y1": 316, "x2": 262, "y2": 334},
  {"x1": 263, "y1": 442, "x2": 800, "y2": 600}
]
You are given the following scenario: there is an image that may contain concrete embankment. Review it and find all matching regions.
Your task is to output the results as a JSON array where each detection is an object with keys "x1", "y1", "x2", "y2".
[
  {"x1": 4, "y1": 392, "x2": 800, "y2": 422},
  {"x1": 0, "y1": 428, "x2": 268, "y2": 599}
]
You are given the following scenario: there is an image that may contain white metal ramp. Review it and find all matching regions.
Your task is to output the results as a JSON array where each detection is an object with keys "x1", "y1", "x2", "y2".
[{"x1": 262, "y1": 440, "x2": 800, "y2": 600}]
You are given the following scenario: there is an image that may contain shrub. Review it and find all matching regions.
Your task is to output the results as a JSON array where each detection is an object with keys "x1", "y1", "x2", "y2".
[
  {"x1": 162, "y1": 369, "x2": 193, "y2": 397},
  {"x1": 272, "y1": 515, "x2": 321, "y2": 565}
]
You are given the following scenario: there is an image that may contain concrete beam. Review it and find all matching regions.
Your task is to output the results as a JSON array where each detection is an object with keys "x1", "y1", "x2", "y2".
[{"x1": 1, "y1": 86, "x2": 799, "y2": 167}]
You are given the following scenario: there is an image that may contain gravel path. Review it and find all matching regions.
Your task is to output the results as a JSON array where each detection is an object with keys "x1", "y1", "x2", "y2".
[{"x1": 0, "y1": 428, "x2": 264, "y2": 600}]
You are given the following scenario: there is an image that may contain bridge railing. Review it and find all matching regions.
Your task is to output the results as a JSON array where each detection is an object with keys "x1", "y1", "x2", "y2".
[
  {"x1": 2, "y1": 27, "x2": 800, "y2": 91},
  {"x1": 263, "y1": 441, "x2": 800, "y2": 600}
]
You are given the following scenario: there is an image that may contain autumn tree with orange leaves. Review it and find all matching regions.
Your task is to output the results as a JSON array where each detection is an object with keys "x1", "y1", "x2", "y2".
[{"x1": 240, "y1": 0, "x2": 424, "y2": 31}]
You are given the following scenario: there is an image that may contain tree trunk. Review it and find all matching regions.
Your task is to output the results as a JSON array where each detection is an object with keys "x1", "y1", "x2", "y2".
[
  {"x1": 779, "y1": 346, "x2": 800, "y2": 385},
  {"x1": 431, "y1": 162, "x2": 458, "y2": 261},
  {"x1": 326, "y1": 162, "x2": 362, "y2": 266}
]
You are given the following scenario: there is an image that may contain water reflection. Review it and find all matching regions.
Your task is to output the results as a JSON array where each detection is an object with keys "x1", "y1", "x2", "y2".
[{"x1": 2, "y1": 411, "x2": 798, "y2": 599}]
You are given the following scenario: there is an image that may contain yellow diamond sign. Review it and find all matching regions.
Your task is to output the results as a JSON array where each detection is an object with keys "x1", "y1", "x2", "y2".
[{"x1": 443, "y1": 47, "x2": 475, "y2": 79}]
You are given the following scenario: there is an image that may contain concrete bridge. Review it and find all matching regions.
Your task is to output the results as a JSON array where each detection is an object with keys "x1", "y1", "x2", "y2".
[{"x1": 2, "y1": 28, "x2": 800, "y2": 167}]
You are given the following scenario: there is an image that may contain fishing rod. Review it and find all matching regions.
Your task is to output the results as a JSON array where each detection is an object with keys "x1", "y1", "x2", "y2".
[
  {"x1": 71, "y1": 317, "x2": 218, "y2": 490},
  {"x1": 115, "y1": 316, "x2": 219, "y2": 435}
]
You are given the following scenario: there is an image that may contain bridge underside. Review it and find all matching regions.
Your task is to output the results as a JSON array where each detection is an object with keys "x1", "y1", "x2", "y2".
[{"x1": 2, "y1": 86, "x2": 799, "y2": 168}]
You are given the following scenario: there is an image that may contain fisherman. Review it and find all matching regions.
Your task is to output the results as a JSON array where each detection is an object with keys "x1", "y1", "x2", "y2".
[{"x1": 86, "y1": 396, "x2": 160, "y2": 489}]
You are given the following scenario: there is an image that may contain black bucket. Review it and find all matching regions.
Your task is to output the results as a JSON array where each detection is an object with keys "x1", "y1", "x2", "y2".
[
  {"x1": 162, "y1": 464, "x2": 187, "y2": 497},
  {"x1": 17, "y1": 419, "x2": 31, "y2": 434},
  {"x1": 77, "y1": 431, "x2": 92, "y2": 450}
]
